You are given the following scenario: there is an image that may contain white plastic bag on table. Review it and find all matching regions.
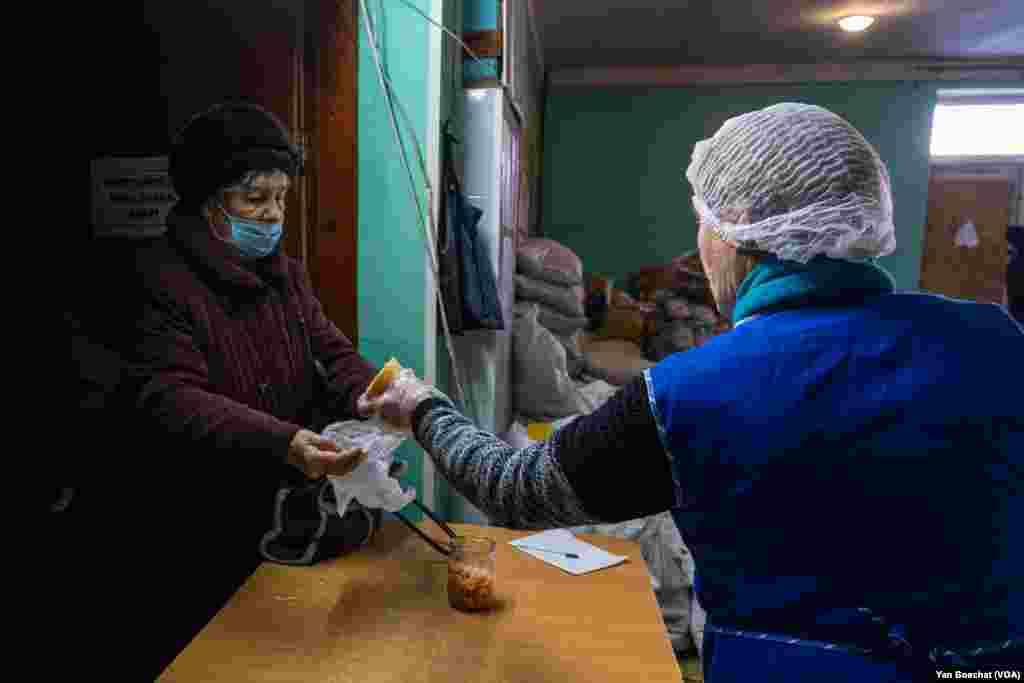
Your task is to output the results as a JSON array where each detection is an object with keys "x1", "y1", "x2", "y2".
[{"x1": 321, "y1": 420, "x2": 416, "y2": 519}]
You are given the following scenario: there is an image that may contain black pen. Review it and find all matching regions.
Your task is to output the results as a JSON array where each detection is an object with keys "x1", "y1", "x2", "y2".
[{"x1": 515, "y1": 544, "x2": 580, "y2": 559}]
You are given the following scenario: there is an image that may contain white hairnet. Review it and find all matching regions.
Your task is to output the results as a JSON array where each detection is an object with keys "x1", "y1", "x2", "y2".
[{"x1": 685, "y1": 103, "x2": 896, "y2": 263}]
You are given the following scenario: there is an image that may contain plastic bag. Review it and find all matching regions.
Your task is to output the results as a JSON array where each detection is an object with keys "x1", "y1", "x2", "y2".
[
  {"x1": 511, "y1": 303, "x2": 589, "y2": 420},
  {"x1": 321, "y1": 420, "x2": 416, "y2": 519}
]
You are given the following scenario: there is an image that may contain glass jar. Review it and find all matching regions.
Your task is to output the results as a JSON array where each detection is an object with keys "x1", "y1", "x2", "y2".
[{"x1": 447, "y1": 536, "x2": 497, "y2": 611}]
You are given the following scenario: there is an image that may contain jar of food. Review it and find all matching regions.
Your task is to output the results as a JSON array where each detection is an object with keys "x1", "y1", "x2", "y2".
[{"x1": 447, "y1": 536, "x2": 497, "y2": 611}]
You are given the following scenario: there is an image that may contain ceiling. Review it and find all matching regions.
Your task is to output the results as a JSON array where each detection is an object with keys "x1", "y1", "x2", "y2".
[{"x1": 531, "y1": 1, "x2": 1024, "y2": 69}]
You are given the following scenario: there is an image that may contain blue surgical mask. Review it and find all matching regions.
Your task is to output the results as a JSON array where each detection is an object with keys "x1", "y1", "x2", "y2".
[{"x1": 219, "y1": 206, "x2": 283, "y2": 260}]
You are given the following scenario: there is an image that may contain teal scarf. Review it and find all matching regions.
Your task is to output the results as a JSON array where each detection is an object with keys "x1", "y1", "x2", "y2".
[{"x1": 731, "y1": 256, "x2": 896, "y2": 324}]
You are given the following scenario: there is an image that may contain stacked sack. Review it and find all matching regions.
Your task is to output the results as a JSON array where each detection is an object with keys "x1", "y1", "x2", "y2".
[
  {"x1": 589, "y1": 278, "x2": 658, "y2": 346},
  {"x1": 628, "y1": 251, "x2": 728, "y2": 362},
  {"x1": 644, "y1": 292, "x2": 722, "y2": 362},
  {"x1": 629, "y1": 251, "x2": 715, "y2": 306},
  {"x1": 580, "y1": 274, "x2": 658, "y2": 386},
  {"x1": 513, "y1": 238, "x2": 589, "y2": 378}
]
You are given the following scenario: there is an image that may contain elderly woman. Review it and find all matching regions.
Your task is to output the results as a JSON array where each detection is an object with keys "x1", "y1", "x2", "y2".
[
  {"x1": 114, "y1": 102, "x2": 383, "y2": 677},
  {"x1": 363, "y1": 104, "x2": 1022, "y2": 680}
]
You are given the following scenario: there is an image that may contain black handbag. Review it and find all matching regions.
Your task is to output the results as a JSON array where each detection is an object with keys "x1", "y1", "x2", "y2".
[
  {"x1": 259, "y1": 473, "x2": 382, "y2": 565},
  {"x1": 258, "y1": 303, "x2": 387, "y2": 565}
]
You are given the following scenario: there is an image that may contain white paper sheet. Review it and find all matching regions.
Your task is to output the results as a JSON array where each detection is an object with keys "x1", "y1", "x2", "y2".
[{"x1": 509, "y1": 529, "x2": 629, "y2": 575}]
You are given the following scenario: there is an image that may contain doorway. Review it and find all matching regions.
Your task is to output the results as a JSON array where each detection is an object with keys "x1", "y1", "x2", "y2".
[{"x1": 920, "y1": 90, "x2": 1024, "y2": 312}]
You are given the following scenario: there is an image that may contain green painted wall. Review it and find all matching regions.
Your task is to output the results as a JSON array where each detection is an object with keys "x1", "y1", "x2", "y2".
[
  {"x1": 541, "y1": 82, "x2": 942, "y2": 291},
  {"x1": 359, "y1": 0, "x2": 476, "y2": 522},
  {"x1": 432, "y1": 0, "x2": 462, "y2": 521},
  {"x1": 358, "y1": 0, "x2": 435, "y2": 522}
]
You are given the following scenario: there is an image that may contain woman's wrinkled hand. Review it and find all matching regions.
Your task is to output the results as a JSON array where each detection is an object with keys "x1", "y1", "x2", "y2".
[
  {"x1": 357, "y1": 368, "x2": 439, "y2": 434},
  {"x1": 287, "y1": 429, "x2": 367, "y2": 479}
]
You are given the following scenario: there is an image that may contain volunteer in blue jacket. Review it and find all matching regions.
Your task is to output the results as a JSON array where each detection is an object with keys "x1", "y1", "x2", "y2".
[{"x1": 360, "y1": 103, "x2": 1023, "y2": 680}]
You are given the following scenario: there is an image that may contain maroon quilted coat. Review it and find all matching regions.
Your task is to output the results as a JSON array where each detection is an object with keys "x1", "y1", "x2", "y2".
[
  {"x1": 81, "y1": 207, "x2": 379, "y2": 679},
  {"x1": 124, "y1": 206, "x2": 378, "y2": 555}
]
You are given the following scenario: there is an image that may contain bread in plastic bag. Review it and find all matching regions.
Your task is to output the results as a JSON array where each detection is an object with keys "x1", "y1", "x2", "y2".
[{"x1": 321, "y1": 420, "x2": 416, "y2": 519}]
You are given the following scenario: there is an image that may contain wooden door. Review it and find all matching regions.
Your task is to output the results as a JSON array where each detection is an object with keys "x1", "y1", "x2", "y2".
[
  {"x1": 145, "y1": 0, "x2": 360, "y2": 342},
  {"x1": 920, "y1": 174, "x2": 1011, "y2": 304},
  {"x1": 307, "y1": 0, "x2": 360, "y2": 342},
  {"x1": 234, "y1": 13, "x2": 309, "y2": 268},
  {"x1": 146, "y1": 0, "x2": 305, "y2": 263}
]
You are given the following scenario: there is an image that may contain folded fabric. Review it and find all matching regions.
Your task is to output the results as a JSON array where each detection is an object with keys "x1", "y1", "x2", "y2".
[{"x1": 515, "y1": 274, "x2": 586, "y2": 318}]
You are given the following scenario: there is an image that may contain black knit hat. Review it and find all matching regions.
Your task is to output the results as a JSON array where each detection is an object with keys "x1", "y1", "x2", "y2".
[{"x1": 169, "y1": 101, "x2": 303, "y2": 209}]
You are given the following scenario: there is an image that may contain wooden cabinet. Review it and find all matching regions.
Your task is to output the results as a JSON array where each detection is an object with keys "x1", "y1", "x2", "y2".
[{"x1": 306, "y1": 0, "x2": 360, "y2": 342}]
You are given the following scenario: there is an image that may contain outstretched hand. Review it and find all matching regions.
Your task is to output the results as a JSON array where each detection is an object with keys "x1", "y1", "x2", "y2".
[
  {"x1": 287, "y1": 429, "x2": 367, "y2": 479},
  {"x1": 357, "y1": 368, "x2": 440, "y2": 433}
]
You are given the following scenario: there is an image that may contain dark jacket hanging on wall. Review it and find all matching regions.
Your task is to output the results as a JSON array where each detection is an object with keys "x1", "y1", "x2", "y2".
[
  {"x1": 436, "y1": 125, "x2": 504, "y2": 333},
  {"x1": 436, "y1": 131, "x2": 465, "y2": 335}
]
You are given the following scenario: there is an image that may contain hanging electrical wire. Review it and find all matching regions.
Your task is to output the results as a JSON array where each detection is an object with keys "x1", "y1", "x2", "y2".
[
  {"x1": 362, "y1": 4, "x2": 433, "y2": 194},
  {"x1": 357, "y1": 0, "x2": 474, "y2": 418},
  {"x1": 360, "y1": 0, "x2": 593, "y2": 432},
  {"x1": 393, "y1": 0, "x2": 502, "y2": 82},
  {"x1": 393, "y1": 0, "x2": 524, "y2": 126}
]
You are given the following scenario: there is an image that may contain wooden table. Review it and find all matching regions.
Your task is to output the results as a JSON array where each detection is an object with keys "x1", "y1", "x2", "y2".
[{"x1": 158, "y1": 522, "x2": 682, "y2": 682}]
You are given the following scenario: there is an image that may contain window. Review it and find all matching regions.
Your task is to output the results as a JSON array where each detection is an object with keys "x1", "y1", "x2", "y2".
[{"x1": 930, "y1": 91, "x2": 1024, "y2": 159}]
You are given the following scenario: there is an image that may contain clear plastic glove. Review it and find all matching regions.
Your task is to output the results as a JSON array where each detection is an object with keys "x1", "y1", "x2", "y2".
[
  {"x1": 357, "y1": 367, "x2": 444, "y2": 434},
  {"x1": 321, "y1": 420, "x2": 416, "y2": 518}
]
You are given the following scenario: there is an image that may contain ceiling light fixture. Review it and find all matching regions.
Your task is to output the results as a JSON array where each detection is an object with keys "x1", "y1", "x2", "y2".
[{"x1": 838, "y1": 15, "x2": 875, "y2": 32}]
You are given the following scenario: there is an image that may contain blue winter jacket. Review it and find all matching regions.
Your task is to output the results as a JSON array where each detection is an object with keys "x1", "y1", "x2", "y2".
[{"x1": 647, "y1": 292, "x2": 1023, "y2": 680}]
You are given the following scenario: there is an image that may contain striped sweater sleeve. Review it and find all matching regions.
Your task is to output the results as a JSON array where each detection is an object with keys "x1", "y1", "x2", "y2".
[{"x1": 411, "y1": 376, "x2": 679, "y2": 529}]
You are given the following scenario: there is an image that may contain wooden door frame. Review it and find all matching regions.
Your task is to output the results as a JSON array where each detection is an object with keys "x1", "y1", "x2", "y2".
[
  {"x1": 299, "y1": 0, "x2": 361, "y2": 343},
  {"x1": 920, "y1": 173, "x2": 1012, "y2": 303}
]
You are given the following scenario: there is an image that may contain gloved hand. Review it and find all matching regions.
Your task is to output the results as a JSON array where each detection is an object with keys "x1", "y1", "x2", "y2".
[
  {"x1": 357, "y1": 367, "x2": 443, "y2": 434},
  {"x1": 288, "y1": 429, "x2": 367, "y2": 479}
]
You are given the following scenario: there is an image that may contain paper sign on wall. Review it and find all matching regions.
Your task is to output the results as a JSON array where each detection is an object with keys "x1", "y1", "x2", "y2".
[
  {"x1": 91, "y1": 156, "x2": 177, "y2": 238},
  {"x1": 954, "y1": 220, "x2": 980, "y2": 248}
]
